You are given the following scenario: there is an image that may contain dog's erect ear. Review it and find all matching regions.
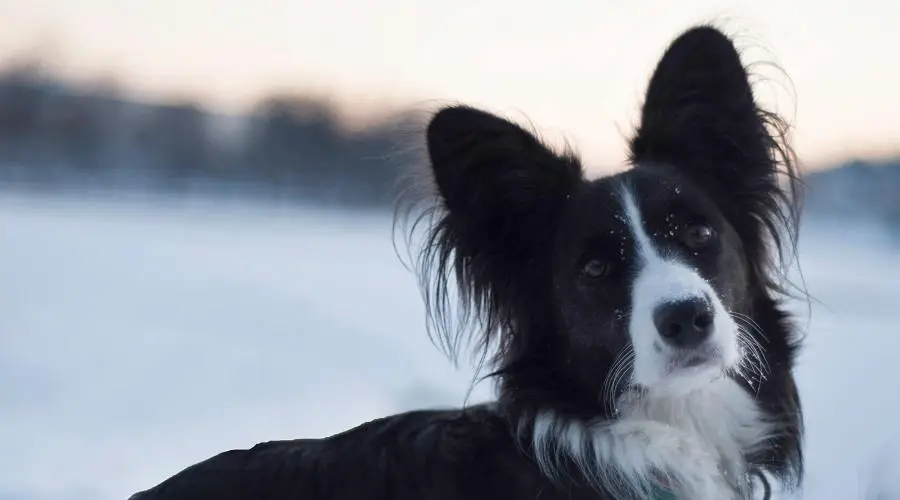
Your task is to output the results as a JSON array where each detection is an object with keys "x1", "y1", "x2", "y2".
[
  {"x1": 630, "y1": 26, "x2": 801, "y2": 293},
  {"x1": 427, "y1": 105, "x2": 581, "y2": 256},
  {"x1": 423, "y1": 105, "x2": 581, "y2": 347},
  {"x1": 629, "y1": 26, "x2": 785, "y2": 189}
]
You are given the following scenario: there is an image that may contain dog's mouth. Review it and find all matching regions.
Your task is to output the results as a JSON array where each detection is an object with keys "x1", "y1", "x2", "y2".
[
  {"x1": 665, "y1": 345, "x2": 724, "y2": 374},
  {"x1": 677, "y1": 354, "x2": 708, "y2": 368}
]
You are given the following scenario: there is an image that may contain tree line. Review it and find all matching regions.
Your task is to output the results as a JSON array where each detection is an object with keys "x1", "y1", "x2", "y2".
[{"x1": 0, "y1": 57, "x2": 416, "y2": 208}]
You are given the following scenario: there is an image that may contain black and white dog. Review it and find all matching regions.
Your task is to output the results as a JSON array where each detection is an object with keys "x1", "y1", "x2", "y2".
[{"x1": 131, "y1": 25, "x2": 804, "y2": 500}]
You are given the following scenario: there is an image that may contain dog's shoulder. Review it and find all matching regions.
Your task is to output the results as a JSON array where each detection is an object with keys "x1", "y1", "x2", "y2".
[{"x1": 327, "y1": 403, "x2": 513, "y2": 451}]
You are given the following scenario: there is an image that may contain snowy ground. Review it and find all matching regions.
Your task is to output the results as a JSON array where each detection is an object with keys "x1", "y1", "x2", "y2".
[{"x1": 1, "y1": 191, "x2": 898, "y2": 500}]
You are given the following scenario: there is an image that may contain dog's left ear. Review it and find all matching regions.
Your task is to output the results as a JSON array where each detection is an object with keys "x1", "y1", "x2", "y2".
[{"x1": 629, "y1": 26, "x2": 783, "y2": 192}]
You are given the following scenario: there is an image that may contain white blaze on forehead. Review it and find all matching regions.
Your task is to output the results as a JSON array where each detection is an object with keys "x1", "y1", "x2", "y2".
[
  {"x1": 618, "y1": 184, "x2": 707, "y2": 303},
  {"x1": 617, "y1": 183, "x2": 656, "y2": 264},
  {"x1": 616, "y1": 182, "x2": 740, "y2": 388}
]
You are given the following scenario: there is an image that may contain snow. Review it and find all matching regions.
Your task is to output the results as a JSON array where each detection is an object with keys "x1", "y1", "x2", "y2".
[{"x1": 0, "y1": 192, "x2": 897, "y2": 499}]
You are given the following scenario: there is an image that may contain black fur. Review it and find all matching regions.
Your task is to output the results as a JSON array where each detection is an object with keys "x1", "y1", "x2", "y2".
[
  {"x1": 130, "y1": 406, "x2": 609, "y2": 500},
  {"x1": 130, "y1": 25, "x2": 803, "y2": 500}
]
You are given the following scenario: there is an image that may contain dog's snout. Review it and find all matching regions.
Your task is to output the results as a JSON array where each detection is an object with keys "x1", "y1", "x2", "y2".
[{"x1": 653, "y1": 297, "x2": 714, "y2": 347}]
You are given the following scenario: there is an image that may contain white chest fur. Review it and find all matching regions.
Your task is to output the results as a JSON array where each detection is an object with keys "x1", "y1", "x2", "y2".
[{"x1": 530, "y1": 377, "x2": 772, "y2": 499}]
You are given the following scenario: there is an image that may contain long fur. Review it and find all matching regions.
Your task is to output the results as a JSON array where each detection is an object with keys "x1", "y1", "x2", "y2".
[
  {"x1": 401, "y1": 24, "x2": 805, "y2": 498},
  {"x1": 131, "y1": 24, "x2": 806, "y2": 500}
]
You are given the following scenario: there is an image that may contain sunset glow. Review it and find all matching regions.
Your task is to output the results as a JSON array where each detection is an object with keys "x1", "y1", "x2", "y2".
[{"x1": 0, "y1": 0, "x2": 896, "y2": 171}]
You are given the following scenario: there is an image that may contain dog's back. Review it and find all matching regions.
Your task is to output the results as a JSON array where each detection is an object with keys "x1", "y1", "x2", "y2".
[{"x1": 129, "y1": 405, "x2": 602, "y2": 500}]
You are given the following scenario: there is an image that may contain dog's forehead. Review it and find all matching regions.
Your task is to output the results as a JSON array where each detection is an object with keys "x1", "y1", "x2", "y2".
[
  {"x1": 621, "y1": 166, "x2": 691, "y2": 202},
  {"x1": 568, "y1": 168, "x2": 686, "y2": 228},
  {"x1": 562, "y1": 175, "x2": 629, "y2": 236},
  {"x1": 558, "y1": 167, "x2": 725, "y2": 263},
  {"x1": 572, "y1": 175, "x2": 622, "y2": 211}
]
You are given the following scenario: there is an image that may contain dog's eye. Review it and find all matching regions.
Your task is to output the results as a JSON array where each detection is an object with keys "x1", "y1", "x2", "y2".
[
  {"x1": 581, "y1": 259, "x2": 611, "y2": 279},
  {"x1": 681, "y1": 223, "x2": 715, "y2": 249}
]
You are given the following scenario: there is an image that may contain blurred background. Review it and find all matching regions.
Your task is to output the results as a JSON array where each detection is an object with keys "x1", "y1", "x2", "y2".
[{"x1": 0, "y1": 1, "x2": 898, "y2": 499}]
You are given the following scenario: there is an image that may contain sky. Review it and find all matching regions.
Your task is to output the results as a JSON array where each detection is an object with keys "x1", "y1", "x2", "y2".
[{"x1": 0, "y1": 0, "x2": 896, "y2": 170}]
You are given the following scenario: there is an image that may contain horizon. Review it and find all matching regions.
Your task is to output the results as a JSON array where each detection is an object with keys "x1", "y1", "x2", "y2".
[{"x1": 0, "y1": 1, "x2": 897, "y2": 172}]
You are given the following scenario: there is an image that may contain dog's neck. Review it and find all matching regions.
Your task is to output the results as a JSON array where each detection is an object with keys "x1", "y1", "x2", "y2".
[{"x1": 518, "y1": 376, "x2": 774, "y2": 499}]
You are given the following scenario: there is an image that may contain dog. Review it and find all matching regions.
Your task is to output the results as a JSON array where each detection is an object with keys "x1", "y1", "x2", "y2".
[{"x1": 130, "y1": 24, "x2": 804, "y2": 500}]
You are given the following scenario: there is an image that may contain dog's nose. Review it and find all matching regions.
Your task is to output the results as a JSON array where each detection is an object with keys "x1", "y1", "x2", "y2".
[{"x1": 653, "y1": 297, "x2": 714, "y2": 347}]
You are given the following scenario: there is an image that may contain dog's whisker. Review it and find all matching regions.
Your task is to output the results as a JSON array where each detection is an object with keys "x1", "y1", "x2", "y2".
[
  {"x1": 602, "y1": 348, "x2": 636, "y2": 413},
  {"x1": 733, "y1": 326, "x2": 771, "y2": 396},
  {"x1": 730, "y1": 311, "x2": 769, "y2": 343}
]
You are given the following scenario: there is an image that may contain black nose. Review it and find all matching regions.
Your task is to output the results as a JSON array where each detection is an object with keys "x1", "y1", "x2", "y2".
[{"x1": 653, "y1": 298, "x2": 714, "y2": 347}]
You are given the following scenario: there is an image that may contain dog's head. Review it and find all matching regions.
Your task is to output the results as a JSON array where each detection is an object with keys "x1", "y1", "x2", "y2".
[{"x1": 408, "y1": 25, "x2": 803, "y2": 484}]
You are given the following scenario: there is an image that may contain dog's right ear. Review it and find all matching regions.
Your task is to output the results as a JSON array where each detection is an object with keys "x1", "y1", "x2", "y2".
[{"x1": 422, "y1": 105, "x2": 581, "y2": 351}]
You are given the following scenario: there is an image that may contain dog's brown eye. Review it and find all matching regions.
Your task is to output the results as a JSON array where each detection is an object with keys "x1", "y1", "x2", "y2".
[
  {"x1": 581, "y1": 259, "x2": 611, "y2": 279},
  {"x1": 682, "y1": 223, "x2": 715, "y2": 249}
]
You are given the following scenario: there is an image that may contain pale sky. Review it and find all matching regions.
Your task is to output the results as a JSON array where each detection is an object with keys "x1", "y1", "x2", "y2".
[{"x1": 0, "y1": 0, "x2": 896, "y2": 171}]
